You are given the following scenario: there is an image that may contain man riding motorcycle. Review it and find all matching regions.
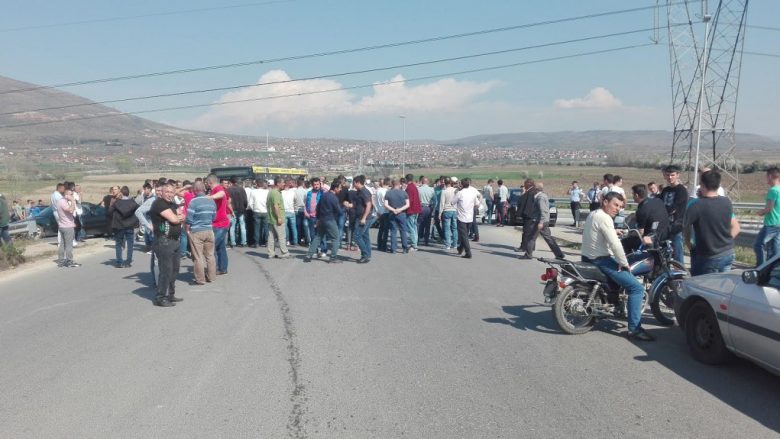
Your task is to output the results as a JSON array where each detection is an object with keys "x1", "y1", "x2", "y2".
[{"x1": 581, "y1": 192, "x2": 655, "y2": 341}]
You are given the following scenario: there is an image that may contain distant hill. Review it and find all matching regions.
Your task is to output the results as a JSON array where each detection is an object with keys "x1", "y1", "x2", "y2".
[{"x1": 443, "y1": 130, "x2": 780, "y2": 151}]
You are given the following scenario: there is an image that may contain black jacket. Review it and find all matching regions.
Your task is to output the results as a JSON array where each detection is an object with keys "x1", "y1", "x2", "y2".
[
  {"x1": 109, "y1": 198, "x2": 140, "y2": 230},
  {"x1": 228, "y1": 186, "x2": 249, "y2": 213},
  {"x1": 518, "y1": 187, "x2": 538, "y2": 219}
]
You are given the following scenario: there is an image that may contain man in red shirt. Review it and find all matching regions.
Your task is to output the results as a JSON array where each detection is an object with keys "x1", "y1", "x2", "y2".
[
  {"x1": 206, "y1": 174, "x2": 231, "y2": 274},
  {"x1": 405, "y1": 173, "x2": 422, "y2": 250}
]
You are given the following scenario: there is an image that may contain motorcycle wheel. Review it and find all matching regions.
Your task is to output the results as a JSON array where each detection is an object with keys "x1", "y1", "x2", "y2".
[
  {"x1": 553, "y1": 285, "x2": 600, "y2": 335},
  {"x1": 651, "y1": 276, "x2": 683, "y2": 326}
]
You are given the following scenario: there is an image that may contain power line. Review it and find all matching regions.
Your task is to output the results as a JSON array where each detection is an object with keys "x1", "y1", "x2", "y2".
[
  {"x1": 743, "y1": 51, "x2": 780, "y2": 58},
  {"x1": 0, "y1": 0, "x2": 294, "y2": 33},
  {"x1": 0, "y1": 1, "x2": 682, "y2": 96},
  {"x1": 746, "y1": 24, "x2": 780, "y2": 32},
  {"x1": 1, "y1": 25, "x2": 672, "y2": 117},
  {"x1": 0, "y1": 43, "x2": 654, "y2": 130}
]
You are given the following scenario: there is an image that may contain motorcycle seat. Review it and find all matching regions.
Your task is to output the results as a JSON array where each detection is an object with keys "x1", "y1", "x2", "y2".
[{"x1": 571, "y1": 261, "x2": 610, "y2": 283}]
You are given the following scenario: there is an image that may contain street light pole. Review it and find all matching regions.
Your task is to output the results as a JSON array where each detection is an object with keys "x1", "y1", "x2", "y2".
[{"x1": 399, "y1": 115, "x2": 406, "y2": 177}]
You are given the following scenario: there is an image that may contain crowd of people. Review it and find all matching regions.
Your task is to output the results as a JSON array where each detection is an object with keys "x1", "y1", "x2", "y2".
[{"x1": 3, "y1": 165, "x2": 778, "y2": 321}]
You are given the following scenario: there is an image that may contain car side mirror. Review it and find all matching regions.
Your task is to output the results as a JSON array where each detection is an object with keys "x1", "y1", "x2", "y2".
[{"x1": 742, "y1": 270, "x2": 759, "y2": 285}]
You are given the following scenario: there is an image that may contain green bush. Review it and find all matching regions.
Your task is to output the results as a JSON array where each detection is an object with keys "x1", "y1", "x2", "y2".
[{"x1": 0, "y1": 244, "x2": 26, "y2": 269}]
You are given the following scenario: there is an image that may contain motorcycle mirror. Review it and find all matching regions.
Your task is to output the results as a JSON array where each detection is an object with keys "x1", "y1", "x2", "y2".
[{"x1": 742, "y1": 270, "x2": 759, "y2": 285}]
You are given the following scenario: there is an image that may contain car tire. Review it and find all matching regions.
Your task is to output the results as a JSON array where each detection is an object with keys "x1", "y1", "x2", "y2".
[{"x1": 685, "y1": 301, "x2": 731, "y2": 365}]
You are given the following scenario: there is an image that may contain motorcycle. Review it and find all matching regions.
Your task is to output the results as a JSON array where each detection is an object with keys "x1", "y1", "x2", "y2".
[{"x1": 539, "y1": 230, "x2": 687, "y2": 334}]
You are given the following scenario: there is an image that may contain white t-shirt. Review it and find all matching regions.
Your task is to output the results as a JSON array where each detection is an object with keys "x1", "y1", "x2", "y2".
[
  {"x1": 692, "y1": 185, "x2": 726, "y2": 198},
  {"x1": 375, "y1": 187, "x2": 387, "y2": 215},
  {"x1": 282, "y1": 188, "x2": 296, "y2": 213},
  {"x1": 248, "y1": 188, "x2": 269, "y2": 213},
  {"x1": 453, "y1": 186, "x2": 482, "y2": 223}
]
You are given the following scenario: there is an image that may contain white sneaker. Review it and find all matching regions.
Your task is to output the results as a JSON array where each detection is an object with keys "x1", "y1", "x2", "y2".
[{"x1": 72, "y1": 241, "x2": 78, "y2": 247}]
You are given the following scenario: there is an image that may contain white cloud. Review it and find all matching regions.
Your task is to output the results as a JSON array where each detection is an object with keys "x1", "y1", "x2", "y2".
[
  {"x1": 554, "y1": 87, "x2": 624, "y2": 111},
  {"x1": 189, "y1": 70, "x2": 497, "y2": 132}
]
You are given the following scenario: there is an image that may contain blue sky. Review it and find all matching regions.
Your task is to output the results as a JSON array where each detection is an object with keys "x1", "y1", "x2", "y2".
[{"x1": 1, "y1": 0, "x2": 778, "y2": 140}]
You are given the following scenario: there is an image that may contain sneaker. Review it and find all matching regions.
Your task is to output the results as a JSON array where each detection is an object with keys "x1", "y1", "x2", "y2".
[
  {"x1": 123, "y1": 262, "x2": 133, "y2": 268},
  {"x1": 518, "y1": 254, "x2": 532, "y2": 260},
  {"x1": 303, "y1": 256, "x2": 312, "y2": 263},
  {"x1": 146, "y1": 249, "x2": 153, "y2": 255},
  {"x1": 278, "y1": 253, "x2": 291, "y2": 259},
  {"x1": 461, "y1": 254, "x2": 472, "y2": 259},
  {"x1": 68, "y1": 261, "x2": 82, "y2": 268},
  {"x1": 316, "y1": 250, "x2": 324, "y2": 259},
  {"x1": 627, "y1": 328, "x2": 656, "y2": 342},
  {"x1": 513, "y1": 247, "x2": 521, "y2": 252},
  {"x1": 409, "y1": 247, "x2": 418, "y2": 252},
  {"x1": 115, "y1": 263, "x2": 124, "y2": 268}
]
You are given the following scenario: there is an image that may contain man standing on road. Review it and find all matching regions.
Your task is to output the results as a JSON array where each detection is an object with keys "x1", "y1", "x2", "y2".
[
  {"x1": 228, "y1": 177, "x2": 248, "y2": 248},
  {"x1": 754, "y1": 166, "x2": 780, "y2": 266},
  {"x1": 404, "y1": 173, "x2": 421, "y2": 251},
  {"x1": 150, "y1": 184, "x2": 185, "y2": 307},
  {"x1": 684, "y1": 171, "x2": 740, "y2": 275},
  {"x1": 452, "y1": 178, "x2": 481, "y2": 259},
  {"x1": 56, "y1": 188, "x2": 80, "y2": 268},
  {"x1": 293, "y1": 177, "x2": 308, "y2": 246},
  {"x1": 248, "y1": 179, "x2": 270, "y2": 248},
  {"x1": 438, "y1": 177, "x2": 458, "y2": 250},
  {"x1": 266, "y1": 177, "x2": 290, "y2": 259},
  {"x1": 385, "y1": 178, "x2": 411, "y2": 254},
  {"x1": 417, "y1": 176, "x2": 435, "y2": 246},
  {"x1": 351, "y1": 175, "x2": 375, "y2": 263},
  {"x1": 516, "y1": 179, "x2": 538, "y2": 253},
  {"x1": 587, "y1": 182, "x2": 600, "y2": 211},
  {"x1": 582, "y1": 192, "x2": 654, "y2": 341},
  {"x1": 102, "y1": 186, "x2": 119, "y2": 239},
  {"x1": 567, "y1": 181, "x2": 583, "y2": 227},
  {"x1": 109, "y1": 186, "x2": 139, "y2": 268},
  {"x1": 496, "y1": 179, "x2": 509, "y2": 226},
  {"x1": 375, "y1": 178, "x2": 389, "y2": 252},
  {"x1": 482, "y1": 179, "x2": 495, "y2": 224},
  {"x1": 304, "y1": 178, "x2": 325, "y2": 255},
  {"x1": 521, "y1": 183, "x2": 565, "y2": 260},
  {"x1": 206, "y1": 174, "x2": 230, "y2": 275},
  {"x1": 186, "y1": 181, "x2": 217, "y2": 285},
  {"x1": 304, "y1": 180, "x2": 342, "y2": 263},
  {"x1": 282, "y1": 179, "x2": 298, "y2": 248},
  {"x1": 659, "y1": 165, "x2": 689, "y2": 265}
]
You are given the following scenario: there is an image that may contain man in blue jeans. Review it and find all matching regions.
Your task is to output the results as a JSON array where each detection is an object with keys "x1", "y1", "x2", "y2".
[
  {"x1": 659, "y1": 165, "x2": 689, "y2": 265},
  {"x1": 384, "y1": 178, "x2": 410, "y2": 254},
  {"x1": 582, "y1": 192, "x2": 654, "y2": 341},
  {"x1": 755, "y1": 166, "x2": 780, "y2": 266},
  {"x1": 304, "y1": 179, "x2": 342, "y2": 263},
  {"x1": 351, "y1": 175, "x2": 375, "y2": 263}
]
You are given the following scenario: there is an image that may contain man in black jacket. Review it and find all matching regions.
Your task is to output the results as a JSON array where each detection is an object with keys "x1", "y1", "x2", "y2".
[
  {"x1": 228, "y1": 177, "x2": 249, "y2": 247},
  {"x1": 109, "y1": 186, "x2": 140, "y2": 268},
  {"x1": 515, "y1": 179, "x2": 538, "y2": 253}
]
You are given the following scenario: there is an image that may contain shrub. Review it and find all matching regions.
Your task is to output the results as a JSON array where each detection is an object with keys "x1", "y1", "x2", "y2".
[{"x1": 0, "y1": 244, "x2": 26, "y2": 270}]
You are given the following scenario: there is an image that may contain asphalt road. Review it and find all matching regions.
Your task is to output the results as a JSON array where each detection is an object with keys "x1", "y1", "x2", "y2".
[{"x1": 1, "y1": 226, "x2": 778, "y2": 438}]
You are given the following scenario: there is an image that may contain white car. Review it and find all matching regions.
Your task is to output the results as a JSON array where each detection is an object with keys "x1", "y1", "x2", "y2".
[{"x1": 674, "y1": 254, "x2": 780, "y2": 375}]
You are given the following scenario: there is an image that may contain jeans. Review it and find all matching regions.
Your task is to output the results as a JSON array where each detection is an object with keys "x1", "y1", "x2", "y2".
[
  {"x1": 485, "y1": 199, "x2": 494, "y2": 224},
  {"x1": 213, "y1": 227, "x2": 229, "y2": 273},
  {"x1": 406, "y1": 213, "x2": 419, "y2": 248},
  {"x1": 754, "y1": 225, "x2": 780, "y2": 266},
  {"x1": 495, "y1": 201, "x2": 506, "y2": 225},
  {"x1": 442, "y1": 211, "x2": 458, "y2": 248},
  {"x1": 389, "y1": 212, "x2": 409, "y2": 252},
  {"x1": 470, "y1": 214, "x2": 480, "y2": 240},
  {"x1": 457, "y1": 220, "x2": 472, "y2": 257},
  {"x1": 143, "y1": 225, "x2": 154, "y2": 249},
  {"x1": 114, "y1": 227, "x2": 135, "y2": 265},
  {"x1": 179, "y1": 229, "x2": 189, "y2": 256},
  {"x1": 691, "y1": 253, "x2": 735, "y2": 276},
  {"x1": 354, "y1": 216, "x2": 376, "y2": 259},
  {"x1": 153, "y1": 236, "x2": 180, "y2": 300},
  {"x1": 418, "y1": 206, "x2": 432, "y2": 245},
  {"x1": 0, "y1": 225, "x2": 11, "y2": 246},
  {"x1": 296, "y1": 210, "x2": 308, "y2": 244},
  {"x1": 570, "y1": 201, "x2": 581, "y2": 225},
  {"x1": 589, "y1": 256, "x2": 645, "y2": 332},
  {"x1": 307, "y1": 216, "x2": 327, "y2": 253},
  {"x1": 307, "y1": 219, "x2": 339, "y2": 258},
  {"x1": 671, "y1": 231, "x2": 685, "y2": 265},
  {"x1": 229, "y1": 213, "x2": 247, "y2": 246},
  {"x1": 253, "y1": 212, "x2": 268, "y2": 246},
  {"x1": 336, "y1": 210, "x2": 346, "y2": 248},
  {"x1": 377, "y1": 213, "x2": 390, "y2": 251},
  {"x1": 285, "y1": 213, "x2": 298, "y2": 246}
]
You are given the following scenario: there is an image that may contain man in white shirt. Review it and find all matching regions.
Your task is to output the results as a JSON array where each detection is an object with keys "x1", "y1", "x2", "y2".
[
  {"x1": 248, "y1": 179, "x2": 270, "y2": 247},
  {"x1": 582, "y1": 192, "x2": 654, "y2": 342},
  {"x1": 452, "y1": 178, "x2": 482, "y2": 259},
  {"x1": 375, "y1": 178, "x2": 390, "y2": 251},
  {"x1": 282, "y1": 179, "x2": 298, "y2": 246}
]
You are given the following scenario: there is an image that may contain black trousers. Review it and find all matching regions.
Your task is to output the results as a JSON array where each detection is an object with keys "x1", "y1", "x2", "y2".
[
  {"x1": 154, "y1": 236, "x2": 180, "y2": 299},
  {"x1": 526, "y1": 221, "x2": 564, "y2": 259},
  {"x1": 570, "y1": 202, "x2": 581, "y2": 225},
  {"x1": 520, "y1": 218, "x2": 536, "y2": 252},
  {"x1": 457, "y1": 220, "x2": 472, "y2": 256}
]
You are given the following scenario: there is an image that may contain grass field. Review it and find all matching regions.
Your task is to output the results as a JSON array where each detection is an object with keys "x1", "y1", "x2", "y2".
[{"x1": 0, "y1": 165, "x2": 771, "y2": 205}]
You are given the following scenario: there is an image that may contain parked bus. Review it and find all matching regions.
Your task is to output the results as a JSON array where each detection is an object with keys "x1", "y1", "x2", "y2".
[{"x1": 208, "y1": 166, "x2": 308, "y2": 182}]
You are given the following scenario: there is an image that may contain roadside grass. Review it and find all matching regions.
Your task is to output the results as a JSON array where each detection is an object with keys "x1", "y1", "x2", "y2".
[
  {"x1": 0, "y1": 244, "x2": 26, "y2": 270},
  {"x1": 734, "y1": 245, "x2": 757, "y2": 267}
]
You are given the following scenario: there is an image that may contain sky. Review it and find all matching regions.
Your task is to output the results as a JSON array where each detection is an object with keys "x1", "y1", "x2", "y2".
[{"x1": 1, "y1": 0, "x2": 778, "y2": 141}]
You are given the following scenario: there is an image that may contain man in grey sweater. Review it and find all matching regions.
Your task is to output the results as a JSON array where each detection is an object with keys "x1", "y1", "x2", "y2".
[{"x1": 520, "y1": 183, "x2": 565, "y2": 260}]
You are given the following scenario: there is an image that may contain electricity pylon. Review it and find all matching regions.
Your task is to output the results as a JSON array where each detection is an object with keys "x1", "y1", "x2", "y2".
[{"x1": 666, "y1": 0, "x2": 749, "y2": 198}]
